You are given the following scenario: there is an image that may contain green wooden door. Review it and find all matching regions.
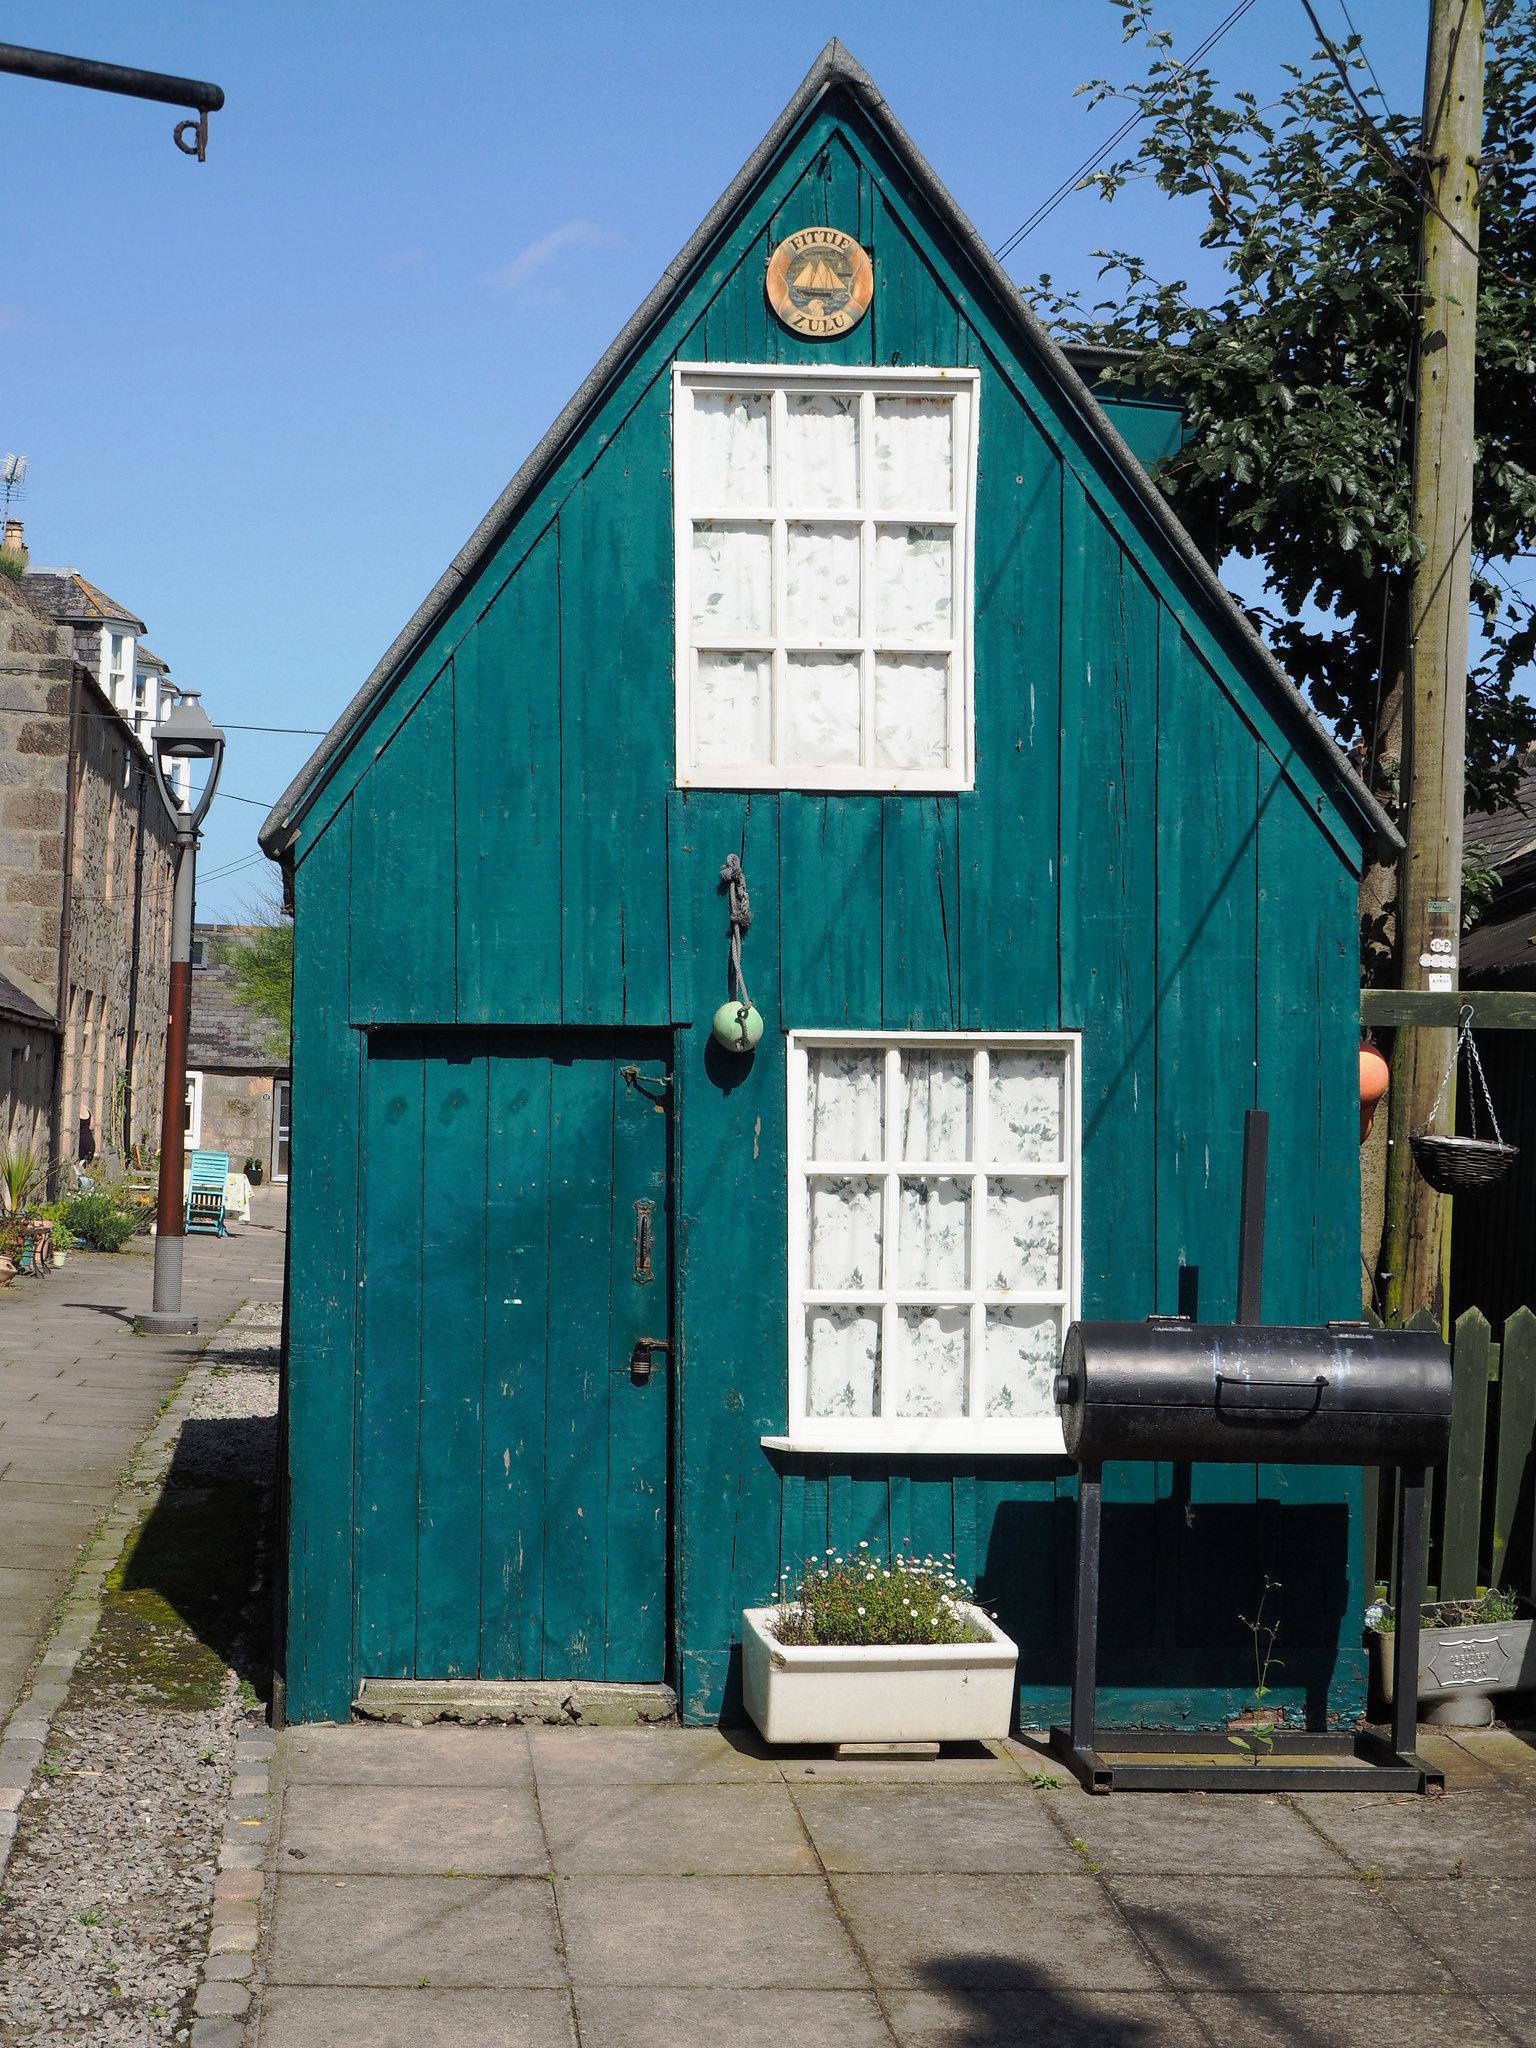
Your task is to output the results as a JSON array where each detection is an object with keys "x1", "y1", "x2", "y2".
[{"x1": 357, "y1": 1030, "x2": 671, "y2": 1684}]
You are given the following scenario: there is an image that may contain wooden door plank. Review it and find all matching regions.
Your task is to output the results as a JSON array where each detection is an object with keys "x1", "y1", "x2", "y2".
[
  {"x1": 357, "y1": 1047, "x2": 425, "y2": 1678},
  {"x1": 778, "y1": 797, "x2": 883, "y2": 1030},
  {"x1": 456, "y1": 533, "x2": 562, "y2": 1022},
  {"x1": 544, "y1": 1051, "x2": 614, "y2": 1677},
  {"x1": 605, "y1": 1054, "x2": 671, "y2": 1680},
  {"x1": 482, "y1": 1049, "x2": 552, "y2": 1679},
  {"x1": 416, "y1": 1054, "x2": 488, "y2": 1677},
  {"x1": 881, "y1": 797, "x2": 960, "y2": 1030}
]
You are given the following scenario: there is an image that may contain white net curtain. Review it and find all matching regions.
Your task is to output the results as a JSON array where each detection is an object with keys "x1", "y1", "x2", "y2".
[{"x1": 798, "y1": 1042, "x2": 1072, "y2": 1432}]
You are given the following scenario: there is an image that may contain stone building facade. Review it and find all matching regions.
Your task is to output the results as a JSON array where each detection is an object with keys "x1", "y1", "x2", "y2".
[
  {"x1": 0, "y1": 543, "x2": 177, "y2": 1172},
  {"x1": 187, "y1": 924, "x2": 290, "y2": 1181}
]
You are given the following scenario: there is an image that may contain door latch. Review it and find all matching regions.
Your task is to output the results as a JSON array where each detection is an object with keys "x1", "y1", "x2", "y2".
[
  {"x1": 633, "y1": 1199, "x2": 655, "y2": 1283},
  {"x1": 629, "y1": 1336, "x2": 670, "y2": 1383}
]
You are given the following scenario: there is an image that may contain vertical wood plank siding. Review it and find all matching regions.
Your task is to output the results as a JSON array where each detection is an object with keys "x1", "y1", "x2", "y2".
[{"x1": 281, "y1": 93, "x2": 1368, "y2": 1725}]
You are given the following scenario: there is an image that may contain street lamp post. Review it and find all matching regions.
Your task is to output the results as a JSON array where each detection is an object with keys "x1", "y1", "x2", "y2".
[{"x1": 135, "y1": 690, "x2": 225, "y2": 1336}]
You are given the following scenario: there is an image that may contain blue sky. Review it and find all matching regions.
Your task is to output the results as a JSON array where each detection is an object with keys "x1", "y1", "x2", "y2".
[{"x1": 1, "y1": 1, "x2": 1429, "y2": 914}]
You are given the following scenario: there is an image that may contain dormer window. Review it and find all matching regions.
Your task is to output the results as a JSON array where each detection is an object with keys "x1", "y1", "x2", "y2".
[{"x1": 673, "y1": 364, "x2": 978, "y2": 790}]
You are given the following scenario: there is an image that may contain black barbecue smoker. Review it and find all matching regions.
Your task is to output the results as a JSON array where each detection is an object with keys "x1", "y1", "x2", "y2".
[{"x1": 1049, "y1": 1111, "x2": 1453, "y2": 1794}]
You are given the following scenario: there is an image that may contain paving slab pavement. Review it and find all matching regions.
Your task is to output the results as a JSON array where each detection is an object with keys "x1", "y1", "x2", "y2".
[
  {"x1": 247, "y1": 1719, "x2": 1536, "y2": 2047},
  {"x1": 0, "y1": 1188, "x2": 285, "y2": 1731}
]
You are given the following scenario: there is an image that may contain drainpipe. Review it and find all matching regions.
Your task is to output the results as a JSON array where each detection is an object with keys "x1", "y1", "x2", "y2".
[
  {"x1": 122, "y1": 758, "x2": 147, "y2": 1156},
  {"x1": 46, "y1": 664, "x2": 82, "y2": 1190}
]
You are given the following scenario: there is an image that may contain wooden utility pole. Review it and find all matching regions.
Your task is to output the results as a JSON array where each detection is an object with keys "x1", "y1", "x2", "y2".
[{"x1": 1379, "y1": 0, "x2": 1486, "y2": 1325}]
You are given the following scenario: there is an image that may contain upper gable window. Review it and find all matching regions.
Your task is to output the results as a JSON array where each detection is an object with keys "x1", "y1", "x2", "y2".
[{"x1": 673, "y1": 364, "x2": 978, "y2": 791}]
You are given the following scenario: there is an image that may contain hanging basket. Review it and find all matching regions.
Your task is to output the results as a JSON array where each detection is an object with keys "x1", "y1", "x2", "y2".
[
  {"x1": 1410, "y1": 1008, "x2": 1520, "y2": 1194},
  {"x1": 1409, "y1": 1132, "x2": 1519, "y2": 1194}
]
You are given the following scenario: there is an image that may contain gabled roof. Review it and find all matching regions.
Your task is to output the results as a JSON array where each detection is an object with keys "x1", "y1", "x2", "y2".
[
  {"x1": 0, "y1": 968, "x2": 56, "y2": 1032},
  {"x1": 1464, "y1": 750, "x2": 1536, "y2": 873},
  {"x1": 260, "y1": 40, "x2": 1398, "y2": 860},
  {"x1": 22, "y1": 569, "x2": 146, "y2": 633}
]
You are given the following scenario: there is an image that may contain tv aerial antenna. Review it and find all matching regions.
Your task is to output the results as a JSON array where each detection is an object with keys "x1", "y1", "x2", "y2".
[{"x1": 1, "y1": 455, "x2": 26, "y2": 520}]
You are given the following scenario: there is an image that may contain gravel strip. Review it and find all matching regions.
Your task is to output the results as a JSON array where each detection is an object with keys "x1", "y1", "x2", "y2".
[{"x1": 0, "y1": 1302, "x2": 279, "y2": 2046}]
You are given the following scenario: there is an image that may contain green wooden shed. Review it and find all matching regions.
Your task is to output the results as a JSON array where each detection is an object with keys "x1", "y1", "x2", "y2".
[{"x1": 260, "y1": 43, "x2": 1398, "y2": 1731}]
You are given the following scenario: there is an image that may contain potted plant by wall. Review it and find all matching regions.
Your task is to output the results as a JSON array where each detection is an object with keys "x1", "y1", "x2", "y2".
[
  {"x1": 742, "y1": 1546, "x2": 1018, "y2": 1746},
  {"x1": 245, "y1": 1156, "x2": 264, "y2": 1186},
  {"x1": 1367, "y1": 1589, "x2": 1535, "y2": 1727}
]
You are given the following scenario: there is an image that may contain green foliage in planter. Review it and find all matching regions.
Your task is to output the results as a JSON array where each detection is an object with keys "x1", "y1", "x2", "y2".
[
  {"x1": 1373, "y1": 1588, "x2": 1521, "y2": 1631},
  {"x1": 29, "y1": 1200, "x2": 79, "y2": 1250},
  {"x1": 60, "y1": 1190, "x2": 141, "y2": 1253},
  {"x1": 768, "y1": 1546, "x2": 990, "y2": 1648}
]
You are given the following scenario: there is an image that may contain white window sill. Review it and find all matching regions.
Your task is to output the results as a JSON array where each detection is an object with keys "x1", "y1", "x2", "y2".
[{"x1": 760, "y1": 1430, "x2": 1067, "y2": 1459}]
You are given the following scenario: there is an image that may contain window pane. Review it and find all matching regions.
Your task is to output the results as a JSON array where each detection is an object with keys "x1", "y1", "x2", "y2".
[
  {"x1": 806, "y1": 1306, "x2": 881, "y2": 1418},
  {"x1": 783, "y1": 392, "x2": 859, "y2": 509},
  {"x1": 894, "y1": 1307, "x2": 968, "y2": 1419},
  {"x1": 873, "y1": 396, "x2": 953, "y2": 511},
  {"x1": 806, "y1": 1049, "x2": 883, "y2": 1161},
  {"x1": 691, "y1": 390, "x2": 770, "y2": 507},
  {"x1": 900, "y1": 1176, "x2": 970, "y2": 1290},
  {"x1": 988, "y1": 1051, "x2": 1064, "y2": 1163},
  {"x1": 899, "y1": 1051, "x2": 970, "y2": 1161},
  {"x1": 694, "y1": 652, "x2": 771, "y2": 768},
  {"x1": 983, "y1": 1306, "x2": 1061, "y2": 1421},
  {"x1": 874, "y1": 526, "x2": 952, "y2": 642},
  {"x1": 874, "y1": 654, "x2": 949, "y2": 771},
  {"x1": 807, "y1": 1176, "x2": 882, "y2": 1291},
  {"x1": 986, "y1": 1177, "x2": 1062, "y2": 1292},
  {"x1": 785, "y1": 523, "x2": 860, "y2": 641},
  {"x1": 783, "y1": 654, "x2": 861, "y2": 769},
  {"x1": 691, "y1": 524, "x2": 772, "y2": 637}
]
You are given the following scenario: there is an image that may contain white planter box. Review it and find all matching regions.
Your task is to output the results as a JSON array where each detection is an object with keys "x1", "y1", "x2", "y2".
[
  {"x1": 741, "y1": 1602, "x2": 1019, "y2": 1746},
  {"x1": 1369, "y1": 1612, "x2": 1535, "y2": 1728}
]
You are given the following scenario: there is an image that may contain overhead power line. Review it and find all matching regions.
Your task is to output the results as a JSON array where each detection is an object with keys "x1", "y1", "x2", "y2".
[{"x1": 993, "y1": 0, "x2": 1260, "y2": 263}]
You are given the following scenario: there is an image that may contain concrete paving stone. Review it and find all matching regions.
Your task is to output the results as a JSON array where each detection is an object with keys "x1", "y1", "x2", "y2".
[
  {"x1": 0, "y1": 1737, "x2": 42, "y2": 1766},
  {"x1": 796, "y1": 1783, "x2": 1080, "y2": 1874},
  {"x1": 541, "y1": 1780, "x2": 817, "y2": 1875},
  {"x1": 282, "y1": 1723, "x2": 534, "y2": 1787},
  {"x1": 776, "y1": 1747, "x2": 1026, "y2": 1784},
  {"x1": 255, "y1": 1986, "x2": 576, "y2": 2048},
  {"x1": 212, "y1": 1896, "x2": 260, "y2": 1926},
  {"x1": 190, "y1": 2021, "x2": 246, "y2": 2048},
  {"x1": 218, "y1": 1839, "x2": 265, "y2": 1869},
  {"x1": 528, "y1": 1726, "x2": 776, "y2": 1786},
  {"x1": 195, "y1": 1982, "x2": 251, "y2": 2017},
  {"x1": 0, "y1": 1784, "x2": 22, "y2": 1811},
  {"x1": 216, "y1": 1867, "x2": 264, "y2": 1900},
  {"x1": 1488, "y1": 1997, "x2": 1536, "y2": 2046},
  {"x1": 1041, "y1": 1789, "x2": 1345, "y2": 1876},
  {"x1": 883, "y1": 1988, "x2": 1207, "y2": 2046},
  {"x1": 209, "y1": 1924, "x2": 259, "y2": 1955},
  {"x1": 1108, "y1": 1875, "x2": 1453, "y2": 1993},
  {"x1": 1184, "y1": 1991, "x2": 1511, "y2": 2047},
  {"x1": 229, "y1": 1794, "x2": 269, "y2": 1819},
  {"x1": 0, "y1": 1809, "x2": 18, "y2": 1840},
  {"x1": 573, "y1": 1986, "x2": 892, "y2": 2048},
  {"x1": 1384, "y1": 1879, "x2": 1536, "y2": 1991},
  {"x1": 1449, "y1": 1730, "x2": 1536, "y2": 1786},
  {"x1": 266, "y1": 1873, "x2": 566, "y2": 1987},
  {"x1": 831, "y1": 1873, "x2": 1159, "y2": 1994},
  {"x1": 556, "y1": 1874, "x2": 867, "y2": 1989},
  {"x1": 1296, "y1": 1789, "x2": 1536, "y2": 1878},
  {"x1": 278, "y1": 1781, "x2": 548, "y2": 1875}
]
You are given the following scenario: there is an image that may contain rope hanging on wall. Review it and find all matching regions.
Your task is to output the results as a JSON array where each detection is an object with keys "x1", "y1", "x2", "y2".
[
  {"x1": 1410, "y1": 1006, "x2": 1519, "y2": 1193},
  {"x1": 711, "y1": 853, "x2": 765, "y2": 1054}
]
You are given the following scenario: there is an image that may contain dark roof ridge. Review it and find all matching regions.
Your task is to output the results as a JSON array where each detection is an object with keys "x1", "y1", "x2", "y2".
[{"x1": 260, "y1": 37, "x2": 1397, "y2": 858}]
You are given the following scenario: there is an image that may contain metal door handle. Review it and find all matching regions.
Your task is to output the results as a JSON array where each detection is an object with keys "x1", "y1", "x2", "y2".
[
  {"x1": 629, "y1": 1337, "x2": 670, "y2": 1383},
  {"x1": 1215, "y1": 1372, "x2": 1328, "y2": 1413}
]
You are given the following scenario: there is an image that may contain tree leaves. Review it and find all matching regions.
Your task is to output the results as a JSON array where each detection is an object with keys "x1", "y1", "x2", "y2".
[{"x1": 1036, "y1": 1, "x2": 1536, "y2": 813}]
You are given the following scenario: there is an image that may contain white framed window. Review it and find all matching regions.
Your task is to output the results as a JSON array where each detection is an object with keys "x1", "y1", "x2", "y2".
[
  {"x1": 673, "y1": 363, "x2": 979, "y2": 791},
  {"x1": 184, "y1": 1069, "x2": 204, "y2": 1151},
  {"x1": 772, "y1": 1030, "x2": 1080, "y2": 1457}
]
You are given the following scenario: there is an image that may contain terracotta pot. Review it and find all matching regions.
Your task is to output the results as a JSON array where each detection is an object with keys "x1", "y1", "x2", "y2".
[{"x1": 1360, "y1": 1044, "x2": 1390, "y2": 1141}]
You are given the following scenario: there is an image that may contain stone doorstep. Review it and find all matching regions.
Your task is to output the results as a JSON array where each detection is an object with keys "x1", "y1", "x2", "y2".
[{"x1": 354, "y1": 1677, "x2": 680, "y2": 1728}]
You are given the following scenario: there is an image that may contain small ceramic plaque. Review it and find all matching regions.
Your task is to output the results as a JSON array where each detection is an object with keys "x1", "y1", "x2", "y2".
[{"x1": 766, "y1": 227, "x2": 874, "y2": 338}]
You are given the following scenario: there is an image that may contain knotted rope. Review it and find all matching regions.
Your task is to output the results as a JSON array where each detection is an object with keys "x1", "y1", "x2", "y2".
[{"x1": 719, "y1": 853, "x2": 752, "y2": 1011}]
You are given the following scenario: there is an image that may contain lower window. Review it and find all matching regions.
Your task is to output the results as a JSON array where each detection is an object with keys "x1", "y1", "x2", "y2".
[{"x1": 782, "y1": 1031, "x2": 1079, "y2": 1455}]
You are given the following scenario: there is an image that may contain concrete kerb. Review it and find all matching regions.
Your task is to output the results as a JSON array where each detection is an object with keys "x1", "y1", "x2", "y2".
[{"x1": 0, "y1": 1298, "x2": 277, "y2": 2045}]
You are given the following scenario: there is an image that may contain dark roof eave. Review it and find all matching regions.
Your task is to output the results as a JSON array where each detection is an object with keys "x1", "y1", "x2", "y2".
[{"x1": 260, "y1": 40, "x2": 1398, "y2": 861}]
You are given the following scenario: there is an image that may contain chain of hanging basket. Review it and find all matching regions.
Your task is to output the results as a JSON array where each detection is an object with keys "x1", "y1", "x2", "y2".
[{"x1": 1410, "y1": 1005, "x2": 1519, "y2": 1194}]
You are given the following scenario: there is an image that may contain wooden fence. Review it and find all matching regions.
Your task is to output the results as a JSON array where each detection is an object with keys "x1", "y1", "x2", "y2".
[{"x1": 1364, "y1": 1306, "x2": 1536, "y2": 1604}]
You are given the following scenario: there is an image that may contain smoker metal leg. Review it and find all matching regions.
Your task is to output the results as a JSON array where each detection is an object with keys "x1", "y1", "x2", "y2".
[
  {"x1": 1070, "y1": 1463, "x2": 1102, "y2": 1755},
  {"x1": 1393, "y1": 1466, "x2": 1427, "y2": 1763}
]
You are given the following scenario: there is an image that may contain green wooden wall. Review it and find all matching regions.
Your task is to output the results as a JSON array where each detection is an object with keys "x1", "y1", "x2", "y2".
[{"x1": 283, "y1": 90, "x2": 1369, "y2": 1727}]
